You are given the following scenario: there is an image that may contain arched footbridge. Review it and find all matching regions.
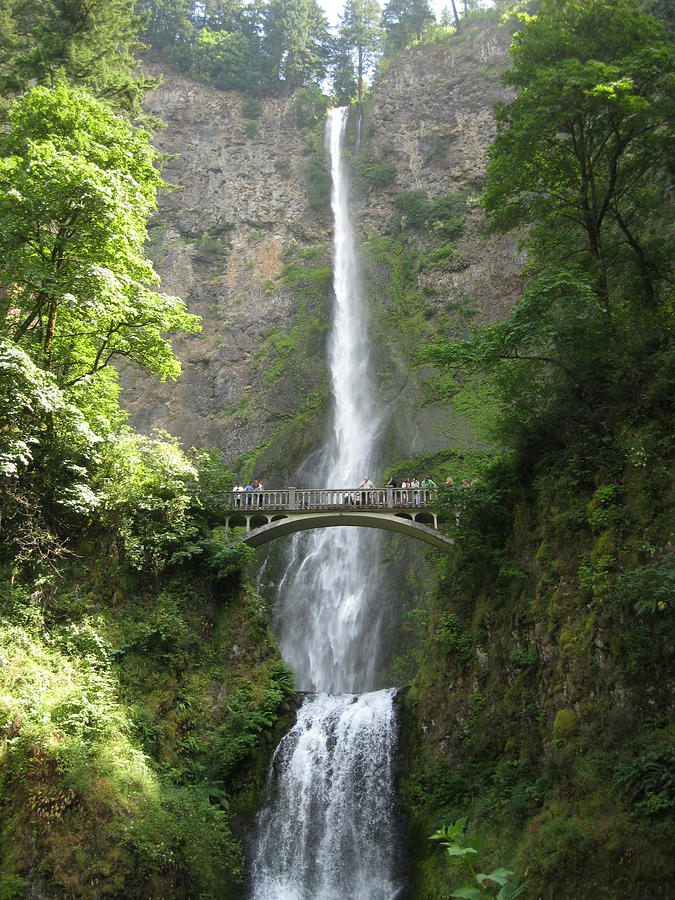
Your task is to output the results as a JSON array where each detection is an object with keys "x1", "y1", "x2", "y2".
[{"x1": 222, "y1": 487, "x2": 452, "y2": 551}]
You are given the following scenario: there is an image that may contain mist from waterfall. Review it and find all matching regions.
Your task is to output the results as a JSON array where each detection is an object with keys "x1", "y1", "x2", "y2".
[{"x1": 249, "y1": 108, "x2": 403, "y2": 900}]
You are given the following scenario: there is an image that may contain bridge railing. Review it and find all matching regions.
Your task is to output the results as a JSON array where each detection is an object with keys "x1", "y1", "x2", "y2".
[{"x1": 222, "y1": 487, "x2": 435, "y2": 510}]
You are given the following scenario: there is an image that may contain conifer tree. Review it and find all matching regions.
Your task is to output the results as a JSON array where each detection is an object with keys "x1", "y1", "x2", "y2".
[
  {"x1": 381, "y1": 0, "x2": 434, "y2": 55},
  {"x1": 339, "y1": 0, "x2": 382, "y2": 105},
  {"x1": 0, "y1": 0, "x2": 154, "y2": 111},
  {"x1": 262, "y1": 0, "x2": 332, "y2": 91}
]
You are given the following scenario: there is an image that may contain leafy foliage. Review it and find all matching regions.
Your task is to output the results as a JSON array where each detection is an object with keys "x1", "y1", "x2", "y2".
[
  {"x1": 431, "y1": 817, "x2": 528, "y2": 899},
  {"x1": 396, "y1": 189, "x2": 465, "y2": 237},
  {"x1": 421, "y1": 0, "x2": 673, "y2": 463},
  {"x1": 97, "y1": 430, "x2": 202, "y2": 572},
  {"x1": 0, "y1": 0, "x2": 155, "y2": 111},
  {"x1": 382, "y1": 0, "x2": 435, "y2": 56},
  {"x1": 338, "y1": 0, "x2": 383, "y2": 103},
  {"x1": 0, "y1": 83, "x2": 200, "y2": 392},
  {"x1": 613, "y1": 740, "x2": 674, "y2": 818},
  {"x1": 407, "y1": 6, "x2": 674, "y2": 898}
]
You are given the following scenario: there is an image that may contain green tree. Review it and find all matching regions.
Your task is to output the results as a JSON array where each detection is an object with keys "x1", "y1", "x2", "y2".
[
  {"x1": 0, "y1": 0, "x2": 154, "y2": 111},
  {"x1": 381, "y1": 0, "x2": 434, "y2": 55},
  {"x1": 0, "y1": 82, "x2": 200, "y2": 391},
  {"x1": 192, "y1": 26, "x2": 261, "y2": 90},
  {"x1": 421, "y1": 0, "x2": 673, "y2": 454},
  {"x1": 330, "y1": 34, "x2": 358, "y2": 104},
  {"x1": 262, "y1": 0, "x2": 332, "y2": 91},
  {"x1": 338, "y1": 0, "x2": 382, "y2": 105},
  {"x1": 484, "y1": 0, "x2": 673, "y2": 311},
  {"x1": 136, "y1": 0, "x2": 195, "y2": 66}
]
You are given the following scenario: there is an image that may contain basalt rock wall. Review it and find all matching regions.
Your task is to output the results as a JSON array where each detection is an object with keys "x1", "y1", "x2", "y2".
[{"x1": 123, "y1": 20, "x2": 522, "y2": 481}]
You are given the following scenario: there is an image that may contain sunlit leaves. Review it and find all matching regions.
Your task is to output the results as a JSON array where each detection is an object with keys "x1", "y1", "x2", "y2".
[
  {"x1": 0, "y1": 339, "x2": 63, "y2": 475},
  {"x1": 485, "y1": 0, "x2": 673, "y2": 310},
  {"x1": 0, "y1": 82, "x2": 200, "y2": 389}
]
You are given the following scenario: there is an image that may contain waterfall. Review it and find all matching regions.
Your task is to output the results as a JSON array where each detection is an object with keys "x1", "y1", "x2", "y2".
[
  {"x1": 249, "y1": 108, "x2": 403, "y2": 899},
  {"x1": 272, "y1": 106, "x2": 386, "y2": 695},
  {"x1": 250, "y1": 691, "x2": 401, "y2": 900}
]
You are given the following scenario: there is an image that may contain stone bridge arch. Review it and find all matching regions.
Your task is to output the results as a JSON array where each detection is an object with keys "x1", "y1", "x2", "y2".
[{"x1": 232, "y1": 510, "x2": 452, "y2": 551}]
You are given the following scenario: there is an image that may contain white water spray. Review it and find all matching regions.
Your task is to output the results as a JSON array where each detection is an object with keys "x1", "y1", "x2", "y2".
[
  {"x1": 271, "y1": 107, "x2": 386, "y2": 694},
  {"x1": 250, "y1": 109, "x2": 403, "y2": 899},
  {"x1": 250, "y1": 691, "x2": 401, "y2": 900}
]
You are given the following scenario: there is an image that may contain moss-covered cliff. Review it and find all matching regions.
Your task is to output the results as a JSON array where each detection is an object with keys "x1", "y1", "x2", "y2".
[{"x1": 402, "y1": 425, "x2": 673, "y2": 897}]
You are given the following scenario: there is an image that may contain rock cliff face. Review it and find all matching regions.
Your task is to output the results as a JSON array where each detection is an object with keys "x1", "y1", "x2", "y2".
[
  {"x1": 121, "y1": 77, "x2": 331, "y2": 469},
  {"x1": 123, "y1": 21, "x2": 522, "y2": 480},
  {"x1": 363, "y1": 22, "x2": 522, "y2": 324}
]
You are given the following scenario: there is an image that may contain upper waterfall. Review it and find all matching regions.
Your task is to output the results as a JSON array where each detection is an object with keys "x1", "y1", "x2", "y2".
[{"x1": 324, "y1": 106, "x2": 381, "y2": 485}]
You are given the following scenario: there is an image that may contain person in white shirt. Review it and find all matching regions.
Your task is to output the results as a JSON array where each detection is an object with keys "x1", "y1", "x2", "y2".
[
  {"x1": 357, "y1": 476, "x2": 375, "y2": 505},
  {"x1": 232, "y1": 481, "x2": 245, "y2": 507}
]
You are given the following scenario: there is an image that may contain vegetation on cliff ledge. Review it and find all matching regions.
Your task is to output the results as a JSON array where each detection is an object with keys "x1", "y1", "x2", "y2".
[{"x1": 406, "y1": 1, "x2": 673, "y2": 896}]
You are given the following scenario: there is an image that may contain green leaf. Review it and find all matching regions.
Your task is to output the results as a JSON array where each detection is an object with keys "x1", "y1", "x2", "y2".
[
  {"x1": 497, "y1": 878, "x2": 529, "y2": 900},
  {"x1": 450, "y1": 887, "x2": 483, "y2": 900},
  {"x1": 477, "y1": 868, "x2": 514, "y2": 887}
]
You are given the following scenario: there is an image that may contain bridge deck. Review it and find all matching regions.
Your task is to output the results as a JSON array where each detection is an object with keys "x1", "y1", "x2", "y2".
[{"x1": 224, "y1": 486, "x2": 435, "y2": 511}]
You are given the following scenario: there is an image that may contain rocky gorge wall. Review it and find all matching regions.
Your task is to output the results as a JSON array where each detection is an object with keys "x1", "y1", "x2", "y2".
[{"x1": 123, "y1": 19, "x2": 522, "y2": 483}]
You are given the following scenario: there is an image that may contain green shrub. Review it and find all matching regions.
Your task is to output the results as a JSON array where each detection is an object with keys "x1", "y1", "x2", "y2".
[
  {"x1": 241, "y1": 97, "x2": 261, "y2": 119},
  {"x1": 0, "y1": 875, "x2": 27, "y2": 900},
  {"x1": 431, "y1": 817, "x2": 528, "y2": 899},
  {"x1": 613, "y1": 555, "x2": 675, "y2": 616},
  {"x1": 395, "y1": 189, "x2": 465, "y2": 237},
  {"x1": 305, "y1": 154, "x2": 331, "y2": 208},
  {"x1": 356, "y1": 157, "x2": 397, "y2": 187},
  {"x1": 613, "y1": 741, "x2": 674, "y2": 818},
  {"x1": 437, "y1": 612, "x2": 472, "y2": 661},
  {"x1": 290, "y1": 85, "x2": 330, "y2": 130}
]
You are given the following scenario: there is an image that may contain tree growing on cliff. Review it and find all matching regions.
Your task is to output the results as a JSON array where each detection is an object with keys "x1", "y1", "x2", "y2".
[
  {"x1": 338, "y1": 0, "x2": 382, "y2": 105},
  {"x1": 484, "y1": 0, "x2": 673, "y2": 312},
  {"x1": 381, "y1": 0, "x2": 434, "y2": 55},
  {"x1": 261, "y1": 0, "x2": 332, "y2": 91},
  {"x1": 422, "y1": 0, "x2": 674, "y2": 454}
]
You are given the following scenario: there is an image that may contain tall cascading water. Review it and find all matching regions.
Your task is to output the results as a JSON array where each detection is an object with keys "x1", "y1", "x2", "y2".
[
  {"x1": 271, "y1": 105, "x2": 388, "y2": 695},
  {"x1": 249, "y1": 108, "x2": 404, "y2": 899}
]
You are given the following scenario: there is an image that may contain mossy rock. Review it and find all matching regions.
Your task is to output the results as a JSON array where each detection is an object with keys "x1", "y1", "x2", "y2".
[{"x1": 552, "y1": 708, "x2": 578, "y2": 740}]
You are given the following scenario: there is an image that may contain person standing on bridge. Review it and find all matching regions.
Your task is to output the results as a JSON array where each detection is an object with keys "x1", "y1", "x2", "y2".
[
  {"x1": 358, "y1": 476, "x2": 375, "y2": 505},
  {"x1": 233, "y1": 481, "x2": 245, "y2": 507}
]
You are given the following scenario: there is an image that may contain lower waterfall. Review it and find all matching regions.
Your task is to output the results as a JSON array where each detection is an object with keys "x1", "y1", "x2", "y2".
[{"x1": 250, "y1": 691, "x2": 403, "y2": 900}]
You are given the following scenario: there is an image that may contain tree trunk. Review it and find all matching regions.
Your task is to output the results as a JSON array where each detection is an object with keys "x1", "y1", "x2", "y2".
[
  {"x1": 450, "y1": 0, "x2": 460, "y2": 30},
  {"x1": 44, "y1": 297, "x2": 58, "y2": 365},
  {"x1": 357, "y1": 45, "x2": 363, "y2": 106}
]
